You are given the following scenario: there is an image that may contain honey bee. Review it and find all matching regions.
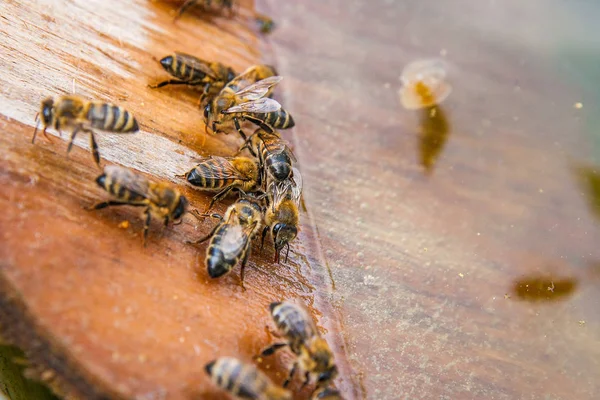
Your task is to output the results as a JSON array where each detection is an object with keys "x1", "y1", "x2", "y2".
[
  {"x1": 205, "y1": 357, "x2": 291, "y2": 400},
  {"x1": 32, "y1": 95, "x2": 139, "y2": 166},
  {"x1": 182, "y1": 156, "x2": 260, "y2": 211},
  {"x1": 398, "y1": 58, "x2": 452, "y2": 110},
  {"x1": 187, "y1": 197, "x2": 262, "y2": 288},
  {"x1": 257, "y1": 301, "x2": 338, "y2": 391},
  {"x1": 263, "y1": 169, "x2": 302, "y2": 262},
  {"x1": 88, "y1": 165, "x2": 188, "y2": 245},
  {"x1": 255, "y1": 13, "x2": 275, "y2": 34},
  {"x1": 149, "y1": 52, "x2": 236, "y2": 103},
  {"x1": 204, "y1": 67, "x2": 294, "y2": 139},
  {"x1": 241, "y1": 129, "x2": 296, "y2": 187},
  {"x1": 174, "y1": 0, "x2": 234, "y2": 21},
  {"x1": 312, "y1": 387, "x2": 343, "y2": 400}
]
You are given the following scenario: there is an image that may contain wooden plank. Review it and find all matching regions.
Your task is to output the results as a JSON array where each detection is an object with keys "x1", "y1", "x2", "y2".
[{"x1": 0, "y1": 1, "x2": 349, "y2": 399}]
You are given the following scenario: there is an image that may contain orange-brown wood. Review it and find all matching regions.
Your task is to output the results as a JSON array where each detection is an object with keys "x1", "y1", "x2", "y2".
[{"x1": 2, "y1": 0, "x2": 600, "y2": 399}]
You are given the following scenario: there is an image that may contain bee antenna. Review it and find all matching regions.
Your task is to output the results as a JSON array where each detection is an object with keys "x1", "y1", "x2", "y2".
[
  {"x1": 32, "y1": 117, "x2": 41, "y2": 144},
  {"x1": 285, "y1": 243, "x2": 290, "y2": 263}
]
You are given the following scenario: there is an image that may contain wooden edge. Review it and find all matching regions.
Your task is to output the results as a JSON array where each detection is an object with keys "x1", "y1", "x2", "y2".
[{"x1": 0, "y1": 271, "x2": 127, "y2": 400}]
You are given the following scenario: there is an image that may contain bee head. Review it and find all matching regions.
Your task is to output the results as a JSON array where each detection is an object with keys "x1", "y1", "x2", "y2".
[
  {"x1": 172, "y1": 195, "x2": 188, "y2": 221},
  {"x1": 307, "y1": 338, "x2": 337, "y2": 383},
  {"x1": 95, "y1": 172, "x2": 107, "y2": 189},
  {"x1": 272, "y1": 223, "x2": 297, "y2": 262},
  {"x1": 316, "y1": 365, "x2": 338, "y2": 387},
  {"x1": 40, "y1": 97, "x2": 54, "y2": 126},
  {"x1": 204, "y1": 360, "x2": 216, "y2": 376},
  {"x1": 314, "y1": 387, "x2": 342, "y2": 400},
  {"x1": 159, "y1": 55, "x2": 174, "y2": 71}
]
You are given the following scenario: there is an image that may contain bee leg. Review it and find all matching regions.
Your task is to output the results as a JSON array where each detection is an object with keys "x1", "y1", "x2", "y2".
[
  {"x1": 190, "y1": 209, "x2": 222, "y2": 221},
  {"x1": 233, "y1": 117, "x2": 247, "y2": 141},
  {"x1": 87, "y1": 130, "x2": 101, "y2": 167},
  {"x1": 174, "y1": 0, "x2": 197, "y2": 20},
  {"x1": 255, "y1": 342, "x2": 287, "y2": 359},
  {"x1": 66, "y1": 126, "x2": 81, "y2": 156},
  {"x1": 86, "y1": 200, "x2": 137, "y2": 211},
  {"x1": 185, "y1": 217, "x2": 221, "y2": 245},
  {"x1": 239, "y1": 248, "x2": 251, "y2": 291},
  {"x1": 300, "y1": 371, "x2": 310, "y2": 389},
  {"x1": 260, "y1": 227, "x2": 268, "y2": 250},
  {"x1": 142, "y1": 208, "x2": 152, "y2": 247},
  {"x1": 164, "y1": 216, "x2": 169, "y2": 227},
  {"x1": 196, "y1": 83, "x2": 211, "y2": 108},
  {"x1": 148, "y1": 79, "x2": 188, "y2": 89},
  {"x1": 204, "y1": 187, "x2": 233, "y2": 213},
  {"x1": 283, "y1": 362, "x2": 298, "y2": 388}
]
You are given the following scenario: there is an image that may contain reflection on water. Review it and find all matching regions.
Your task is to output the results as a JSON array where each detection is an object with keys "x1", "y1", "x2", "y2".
[
  {"x1": 512, "y1": 276, "x2": 578, "y2": 302},
  {"x1": 418, "y1": 105, "x2": 450, "y2": 174},
  {"x1": 575, "y1": 165, "x2": 600, "y2": 219}
]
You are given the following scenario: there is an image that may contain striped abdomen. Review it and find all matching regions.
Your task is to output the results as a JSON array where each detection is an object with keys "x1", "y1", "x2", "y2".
[
  {"x1": 206, "y1": 224, "x2": 249, "y2": 278},
  {"x1": 186, "y1": 162, "x2": 239, "y2": 190},
  {"x1": 95, "y1": 173, "x2": 146, "y2": 203},
  {"x1": 205, "y1": 357, "x2": 269, "y2": 399},
  {"x1": 253, "y1": 108, "x2": 295, "y2": 130},
  {"x1": 173, "y1": 55, "x2": 210, "y2": 82},
  {"x1": 269, "y1": 302, "x2": 314, "y2": 353},
  {"x1": 87, "y1": 103, "x2": 139, "y2": 133}
]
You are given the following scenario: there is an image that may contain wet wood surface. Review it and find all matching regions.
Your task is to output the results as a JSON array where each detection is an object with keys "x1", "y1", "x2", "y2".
[{"x1": 2, "y1": 0, "x2": 600, "y2": 399}]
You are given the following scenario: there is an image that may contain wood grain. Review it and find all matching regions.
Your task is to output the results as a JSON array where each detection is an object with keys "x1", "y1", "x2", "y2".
[
  {"x1": 2, "y1": 0, "x2": 600, "y2": 400},
  {"x1": 0, "y1": 1, "x2": 349, "y2": 399}
]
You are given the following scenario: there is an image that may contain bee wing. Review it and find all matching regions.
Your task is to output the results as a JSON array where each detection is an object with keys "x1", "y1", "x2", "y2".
[
  {"x1": 290, "y1": 168, "x2": 303, "y2": 204},
  {"x1": 220, "y1": 224, "x2": 249, "y2": 255},
  {"x1": 197, "y1": 156, "x2": 249, "y2": 180},
  {"x1": 174, "y1": 52, "x2": 218, "y2": 79},
  {"x1": 104, "y1": 165, "x2": 151, "y2": 199},
  {"x1": 270, "y1": 173, "x2": 302, "y2": 208},
  {"x1": 234, "y1": 76, "x2": 283, "y2": 100},
  {"x1": 224, "y1": 98, "x2": 282, "y2": 114}
]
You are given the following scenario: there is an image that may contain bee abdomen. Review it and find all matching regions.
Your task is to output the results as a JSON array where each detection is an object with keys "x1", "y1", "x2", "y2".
[
  {"x1": 87, "y1": 103, "x2": 139, "y2": 133},
  {"x1": 206, "y1": 246, "x2": 233, "y2": 278},
  {"x1": 269, "y1": 108, "x2": 294, "y2": 130},
  {"x1": 95, "y1": 172, "x2": 144, "y2": 202},
  {"x1": 186, "y1": 165, "x2": 234, "y2": 189},
  {"x1": 270, "y1": 302, "x2": 309, "y2": 345},
  {"x1": 206, "y1": 357, "x2": 266, "y2": 399}
]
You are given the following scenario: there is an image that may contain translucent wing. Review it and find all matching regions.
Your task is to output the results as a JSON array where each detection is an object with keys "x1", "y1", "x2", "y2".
[
  {"x1": 104, "y1": 165, "x2": 150, "y2": 199},
  {"x1": 195, "y1": 156, "x2": 249, "y2": 180},
  {"x1": 290, "y1": 167, "x2": 303, "y2": 204},
  {"x1": 224, "y1": 98, "x2": 282, "y2": 114},
  {"x1": 220, "y1": 224, "x2": 249, "y2": 255},
  {"x1": 174, "y1": 52, "x2": 218, "y2": 79},
  {"x1": 234, "y1": 76, "x2": 282, "y2": 100}
]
